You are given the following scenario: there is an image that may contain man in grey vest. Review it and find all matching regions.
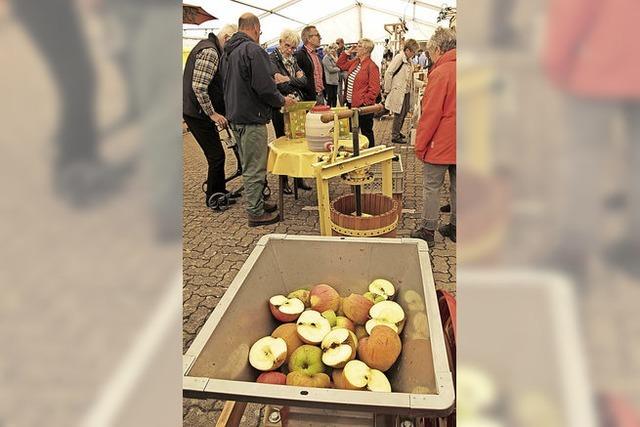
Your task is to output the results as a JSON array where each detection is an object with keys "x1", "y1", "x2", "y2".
[
  {"x1": 183, "y1": 31, "x2": 237, "y2": 209},
  {"x1": 221, "y1": 13, "x2": 296, "y2": 226}
]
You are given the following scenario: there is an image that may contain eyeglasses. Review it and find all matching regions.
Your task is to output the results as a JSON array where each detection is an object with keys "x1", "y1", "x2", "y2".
[
  {"x1": 310, "y1": 33, "x2": 321, "y2": 38},
  {"x1": 283, "y1": 42, "x2": 294, "y2": 49}
]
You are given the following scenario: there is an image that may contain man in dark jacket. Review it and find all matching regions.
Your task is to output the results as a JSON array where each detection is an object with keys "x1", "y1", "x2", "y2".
[
  {"x1": 295, "y1": 26, "x2": 325, "y2": 104},
  {"x1": 220, "y1": 13, "x2": 296, "y2": 226}
]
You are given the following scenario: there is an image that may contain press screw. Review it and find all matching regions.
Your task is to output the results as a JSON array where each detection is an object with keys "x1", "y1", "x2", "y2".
[{"x1": 268, "y1": 409, "x2": 281, "y2": 424}]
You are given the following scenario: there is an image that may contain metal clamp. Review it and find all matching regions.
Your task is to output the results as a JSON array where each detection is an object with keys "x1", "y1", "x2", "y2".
[{"x1": 341, "y1": 168, "x2": 374, "y2": 186}]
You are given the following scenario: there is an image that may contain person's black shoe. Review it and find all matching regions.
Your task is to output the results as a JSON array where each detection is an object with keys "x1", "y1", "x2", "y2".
[
  {"x1": 264, "y1": 201, "x2": 278, "y2": 213},
  {"x1": 295, "y1": 178, "x2": 312, "y2": 191},
  {"x1": 438, "y1": 223, "x2": 456, "y2": 242},
  {"x1": 410, "y1": 227, "x2": 435, "y2": 247},
  {"x1": 283, "y1": 182, "x2": 293, "y2": 195},
  {"x1": 440, "y1": 204, "x2": 451, "y2": 213},
  {"x1": 248, "y1": 211, "x2": 280, "y2": 227},
  {"x1": 392, "y1": 138, "x2": 408, "y2": 144}
]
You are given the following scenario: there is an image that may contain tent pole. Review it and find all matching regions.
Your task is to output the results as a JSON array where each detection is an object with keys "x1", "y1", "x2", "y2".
[{"x1": 357, "y1": 2, "x2": 363, "y2": 40}]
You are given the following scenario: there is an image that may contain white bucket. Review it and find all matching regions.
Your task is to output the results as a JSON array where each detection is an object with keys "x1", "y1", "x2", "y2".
[{"x1": 305, "y1": 105, "x2": 333, "y2": 152}]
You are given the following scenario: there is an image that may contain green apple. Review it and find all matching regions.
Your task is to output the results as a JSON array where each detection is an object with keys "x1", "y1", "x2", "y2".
[
  {"x1": 322, "y1": 310, "x2": 337, "y2": 327},
  {"x1": 286, "y1": 371, "x2": 331, "y2": 388},
  {"x1": 288, "y1": 344, "x2": 325, "y2": 375},
  {"x1": 363, "y1": 292, "x2": 386, "y2": 304}
]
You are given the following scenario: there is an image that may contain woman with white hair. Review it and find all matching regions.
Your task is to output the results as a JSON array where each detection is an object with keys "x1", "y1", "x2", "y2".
[
  {"x1": 337, "y1": 38, "x2": 381, "y2": 146},
  {"x1": 411, "y1": 27, "x2": 457, "y2": 246},
  {"x1": 322, "y1": 44, "x2": 341, "y2": 107},
  {"x1": 217, "y1": 24, "x2": 237, "y2": 47},
  {"x1": 269, "y1": 28, "x2": 308, "y2": 194}
]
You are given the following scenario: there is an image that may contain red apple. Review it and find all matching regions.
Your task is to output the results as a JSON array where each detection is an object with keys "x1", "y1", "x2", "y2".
[
  {"x1": 257, "y1": 371, "x2": 287, "y2": 385},
  {"x1": 309, "y1": 284, "x2": 341, "y2": 313},
  {"x1": 342, "y1": 293, "x2": 374, "y2": 325}
]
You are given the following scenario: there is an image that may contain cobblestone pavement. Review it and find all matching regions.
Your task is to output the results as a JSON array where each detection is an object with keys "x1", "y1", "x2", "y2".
[{"x1": 183, "y1": 117, "x2": 456, "y2": 426}]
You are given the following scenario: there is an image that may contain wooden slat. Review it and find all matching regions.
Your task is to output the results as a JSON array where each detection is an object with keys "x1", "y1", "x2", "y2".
[{"x1": 215, "y1": 401, "x2": 248, "y2": 427}]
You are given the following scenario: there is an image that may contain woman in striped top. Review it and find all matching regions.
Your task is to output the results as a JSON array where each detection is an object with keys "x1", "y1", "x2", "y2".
[{"x1": 337, "y1": 38, "x2": 381, "y2": 147}]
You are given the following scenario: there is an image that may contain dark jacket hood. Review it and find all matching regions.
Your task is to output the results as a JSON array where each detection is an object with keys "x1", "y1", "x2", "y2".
[{"x1": 224, "y1": 31, "x2": 253, "y2": 55}]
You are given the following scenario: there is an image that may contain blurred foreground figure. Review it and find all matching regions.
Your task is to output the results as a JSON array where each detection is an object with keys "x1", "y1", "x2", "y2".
[
  {"x1": 543, "y1": 0, "x2": 640, "y2": 278},
  {"x1": 11, "y1": 0, "x2": 134, "y2": 208}
]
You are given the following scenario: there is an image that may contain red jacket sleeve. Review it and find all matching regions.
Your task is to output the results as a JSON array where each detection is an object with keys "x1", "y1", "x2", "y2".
[
  {"x1": 364, "y1": 63, "x2": 380, "y2": 105},
  {"x1": 542, "y1": 0, "x2": 598, "y2": 87},
  {"x1": 337, "y1": 52, "x2": 356, "y2": 72},
  {"x1": 415, "y1": 71, "x2": 447, "y2": 160}
]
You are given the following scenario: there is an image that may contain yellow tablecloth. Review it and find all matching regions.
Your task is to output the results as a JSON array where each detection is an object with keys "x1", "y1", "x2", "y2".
[{"x1": 267, "y1": 135, "x2": 369, "y2": 178}]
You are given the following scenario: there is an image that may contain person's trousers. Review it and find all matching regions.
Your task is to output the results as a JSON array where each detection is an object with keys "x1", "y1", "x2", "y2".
[
  {"x1": 360, "y1": 113, "x2": 375, "y2": 147},
  {"x1": 347, "y1": 102, "x2": 375, "y2": 147},
  {"x1": 230, "y1": 123, "x2": 268, "y2": 216},
  {"x1": 391, "y1": 93, "x2": 411, "y2": 140},
  {"x1": 422, "y1": 163, "x2": 456, "y2": 230},
  {"x1": 183, "y1": 115, "x2": 226, "y2": 200},
  {"x1": 272, "y1": 108, "x2": 286, "y2": 138},
  {"x1": 325, "y1": 84, "x2": 338, "y2": 107}
]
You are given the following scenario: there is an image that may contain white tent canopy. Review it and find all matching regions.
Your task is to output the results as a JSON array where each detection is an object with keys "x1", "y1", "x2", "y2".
[{"x1": 183, "y1": 0, "x2": 455, "y2": 64}]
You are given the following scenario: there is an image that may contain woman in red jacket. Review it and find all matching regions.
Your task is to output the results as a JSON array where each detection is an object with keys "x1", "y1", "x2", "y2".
[
  {"x1": 337, "y1": 38, "x2": 381, "y2": 146},
  {"x1": 411, "y1": 28, "x2": 457, "y2": 246}
]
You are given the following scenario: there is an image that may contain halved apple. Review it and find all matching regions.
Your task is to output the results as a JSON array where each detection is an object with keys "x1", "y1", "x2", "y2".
[
  {"x1": 248, "y1": 336, "x2": 288, "y2": 371},
  {"x1": 368, "y1": 279, "x2": 396, "y2": 300},
  {"x1": 296, "y1": 310, "x2": 332, "y2": 344},
  {"x1": 287, "y1": 289, "x2": 311, "y2": 307},
  {"x1": 332, "y1": 368, "x2": 363, "y2": 390},
  {"x1": 321, "y1": 328, "x2": 357, "y2": 368},
  {"x1": 365, "y1": 301, "x2": 405, "y2": 335},
  {"x1": 342, "y1": 360, "x2": 392, "y2": 392},
  {"x1": 269, "y1": 295, "x2": 305, "y2": 322}
]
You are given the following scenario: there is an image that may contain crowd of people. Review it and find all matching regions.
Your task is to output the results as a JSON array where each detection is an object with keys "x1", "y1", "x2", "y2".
[{"x1": 182, "y1": 12, "x2": 457, "y2": 247}]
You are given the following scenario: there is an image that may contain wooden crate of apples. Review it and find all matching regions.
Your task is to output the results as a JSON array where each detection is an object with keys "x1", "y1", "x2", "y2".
[{"x1": 248, "y1": 280, "x2": 405, "y2": 392}]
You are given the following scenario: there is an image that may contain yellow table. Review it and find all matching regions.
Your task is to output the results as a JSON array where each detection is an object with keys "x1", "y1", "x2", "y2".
[{"x1": 267, "y1": 135, "x2": 369, "y2": 220}]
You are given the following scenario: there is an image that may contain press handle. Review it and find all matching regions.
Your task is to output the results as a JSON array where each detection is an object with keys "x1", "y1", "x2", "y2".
[{"x1": 320, "y1": 103, "x2": 384, "y2": 123}]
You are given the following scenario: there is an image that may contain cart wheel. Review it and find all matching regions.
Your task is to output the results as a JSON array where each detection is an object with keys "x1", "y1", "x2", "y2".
[{"x1": 208, "y1": 192, "x2": 231, "y2": 211}]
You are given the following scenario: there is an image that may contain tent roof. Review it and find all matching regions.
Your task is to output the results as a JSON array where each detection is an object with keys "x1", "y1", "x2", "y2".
[{"x1": 183, "y1": 0, "x2": 456, "y2": 48}]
